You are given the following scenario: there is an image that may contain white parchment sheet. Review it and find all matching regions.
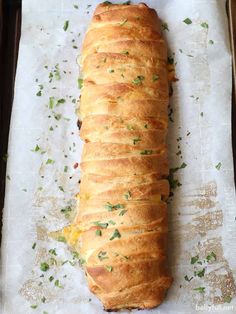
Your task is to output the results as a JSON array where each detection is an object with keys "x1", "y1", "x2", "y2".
[{"x1": 1, "y1": 0, "x2": 236, "y2": 313}]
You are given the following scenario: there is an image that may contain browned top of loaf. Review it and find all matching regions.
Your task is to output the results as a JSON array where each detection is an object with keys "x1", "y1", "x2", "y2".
[{"x1": 69, "y1": 2, "x2": 172, "y2": 310}]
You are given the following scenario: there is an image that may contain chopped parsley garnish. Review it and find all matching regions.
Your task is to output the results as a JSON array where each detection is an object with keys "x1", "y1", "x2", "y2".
[
  {"x1": 200, "y1": 112, "x2": 203, "y2": 117},
  {"x1": 184, "y1": 275, "x2": 193, "y2": 282},
  {"x1": 121, "y1": 50, "x2": 129, "y2": 55},
  {"x1": 103, "y1": 1, "x2": 112, "y2": 4},
  {"x1": 49, "y1": 72, "x2": 53, "y2": 82},
  {"x1": 72, "y1": 251, "x2": 80, "y2": 259},
  {"x1": 57, "y1": 236, "x2": 66, "y2": 243},
  {"x1": 168, "y1": 56, "x2": 174, "y2": 65},
  {"x1": 140, "y1": 150, "x2": 153, "y2": 155},
  {"x1": 63, "y1": 20, "x2": 69, "y2": 31},
  {"x1": 161, "y1": 22, "x2": 169, "y2": 31},
  {"x1": 30, "y1": 305, "x2": 38, "y2": 309},
  {"x1": 119, "y1": 209, "x2": 127, "y2": 216},
  {"x1": 93, "y1": 221, "x2": 109, "y2": 228},
  {"x1": 98, "y1": 251, "x2": 108, "y2": 261},
  {"x1": 41, "y1": 296, "x2": 46, "y2": 303},
  {"x1": 124, "y1": 191, "x2": 131, "y2": 200},
  {"x1": 105, "y1": 265, "x2": 113, "y2": 272},
  {"x1": 152, "y1": 74, "x2": 160, "y2": 82},
  {"x1": 54, "y1": 279, "x2": 63, "y2": 288},
  {"x1": 132, "y1": 75, "x2": 144, "y2": 85},
  {"x1": 180, "y1": 162, "x2": 187, "y2": 169},
  {"x1": 57, "y1": 98, "x2": 65, "y2": 105},
  {"x1": 144, "y1": 124, "x2": 148, "y2": 128},
  {"x1": 64, "y1": 165, "x2": 68, "y2": 172},
  {"x1": 54, "y1": 64, "x2": 61, "y2": 80},
  {"x1": 36, "y1": 84, "x2": 43, "y2": 96},
  {"x1": 168, "y1": 107, "x2": 174, "y2": 122},
  {"x1": 133, "y1": 138, "x2": 141, "y2": 145},
  {"x1": 46, "y1": 158, "x2": 55, "y2": 164},
  {"x1": 127, "y1": 124, "x2": 134, "y2": 130},
  {"x1": 60, "y1": 206, "x2": 72, "y2": 218},
  {"x1": 191, "y1": 255, "x2": 199, "y2": 264},
  {"x1": 224, "y1": 296, "x2": 232, "y2": 303},
  {"x1": 54, "y1": 113, "x2": 62, "y2": 120},
  {"x1": 32, "y1": 242, "x2": 36, "y2": 249},
  {"x1": 49, "y1": 96, "x2": 55, "y2": 109},
  {"x1": 78, "y1": 78, "x2": 83, "y2": 89},
  {"x1": 120, "y1": 18, "x2": 128, "y2": 26},
  {"x1": 32, "y1": 144, "x2": 40, "y2": 152},
  {"x1": 196, "y1": 268, "x2": 205, "y2": 278},
  {"x1": 193, "y1": 287, "x2": 205, "y2": 293},
  {"x1": 206, "y1": 251, "x2": 216, "y2": 262},
  {"x1": 209, "y1": 40, "x2": 214, "y2": 45},
  {"x1": 104, "y1": 202, "x2": 125, "y2": 211},
  {"x1": 108, "y1": 220, "x2": 116, "y2": 225},
  {"x1": 123, "y1": 1, "x2": 131, "y2": 4},
  {"x1": 110, "y1": 229, "x2": 121, "y2": 241},
  {"x1": 215, "y1": 162, "x2": 221, "y2": 170},
  {"x1": 183, "y1": 18, "x2": 192, "y2": 25},
  {"x1": 59, "y1": 186, "x2": 64, "y2": 192},
  {"x1": 73, "y1": 4, "x2": 79, "y2": 9},
  {"x1": 168, "y1": 162, "x2": 187, "y2": 185},
  {"x1": 49, "y1": 248, "x2": 57, "y2": 256},
  {"x1": 95, "y1": 229, "x2": 102, "y2": 236},
  {"x1": 40, "y1": 262, "x2": 49, "y2": 272},
  {"x1": 201, "y1": 22, "x2": 208, "y2": 29},
  {"x1": 108, "y1": 68, "x2": 114, "y2": 73}
]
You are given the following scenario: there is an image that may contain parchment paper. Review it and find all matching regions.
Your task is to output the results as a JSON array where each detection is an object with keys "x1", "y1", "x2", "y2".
[{"x1": 1, "y1": 0, "x2": 236, "y2": 313}]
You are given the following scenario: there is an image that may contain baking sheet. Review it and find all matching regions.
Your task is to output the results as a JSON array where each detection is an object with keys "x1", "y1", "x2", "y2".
[{"x1": 1, "y1": 0, "x2": 236, "y2": 313}]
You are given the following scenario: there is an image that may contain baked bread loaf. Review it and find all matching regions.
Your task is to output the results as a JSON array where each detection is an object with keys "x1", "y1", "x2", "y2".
[{"x1": 66, "y1": 2, "x2": 172, "y2": 310}]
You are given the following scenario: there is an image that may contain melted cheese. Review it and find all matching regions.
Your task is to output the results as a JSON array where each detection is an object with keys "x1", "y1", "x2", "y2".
[{"x1": 62, "y1": 224, "x2": 81, "y2": 246}]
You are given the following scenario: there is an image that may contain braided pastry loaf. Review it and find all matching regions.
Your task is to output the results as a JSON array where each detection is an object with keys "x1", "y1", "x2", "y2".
[{"x1": 68, "y1": 2, "x2": 172, "y2": 310}]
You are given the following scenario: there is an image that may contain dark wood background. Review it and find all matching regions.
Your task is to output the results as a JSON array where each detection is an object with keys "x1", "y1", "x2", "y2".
[
  {"x1": 0, "y1": 0, "x2": 21, "y2": 213},
  {"x1": 0, "y1": 0, "x2": 235, "y2": 226}
]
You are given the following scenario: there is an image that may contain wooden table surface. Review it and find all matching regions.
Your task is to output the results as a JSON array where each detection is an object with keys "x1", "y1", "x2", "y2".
[
  {"x1": 0, "y1": 0, "x2": 21, "y2": 215},
  {"x1": 0, "y1": 0, "x2": 235, "y2": 226}
]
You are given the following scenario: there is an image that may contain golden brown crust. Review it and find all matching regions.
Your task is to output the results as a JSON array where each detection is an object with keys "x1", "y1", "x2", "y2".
[{"x1": 69, "y1": 2, "x2": 172, "y2": 310}]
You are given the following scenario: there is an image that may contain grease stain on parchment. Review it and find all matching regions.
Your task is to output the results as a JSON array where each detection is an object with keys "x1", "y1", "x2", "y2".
[
  {"x1": 181, "y1": 181, "x2": 236, "y2": 306},
  {"x1": 36, "y1": 225, "x2": 49, "y2": 241},
  {"x1": 19, "y1": 278, "x2": 57, "y2": 303},
  {"x1": 179, "y1": 181, "x2": 217, "y2": 211},
  {"x1": 199, "y1": 238, "x2": 236, "y2": 304},
  {"x1": 182, "y1": 181, "x2": 222, "y2": 239},
  {"x1": 19, "y1": 157, "x2": 78, "y2": 305},
  {"x1": 184, "y1": 181, "x2": 217, "y2": 202},
  {"x1": 186, "y1": 198, "x2": 216, "y2": 209},
  {"x1": 184, "y1": 210, "x2": 223, "y2": 239}
]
